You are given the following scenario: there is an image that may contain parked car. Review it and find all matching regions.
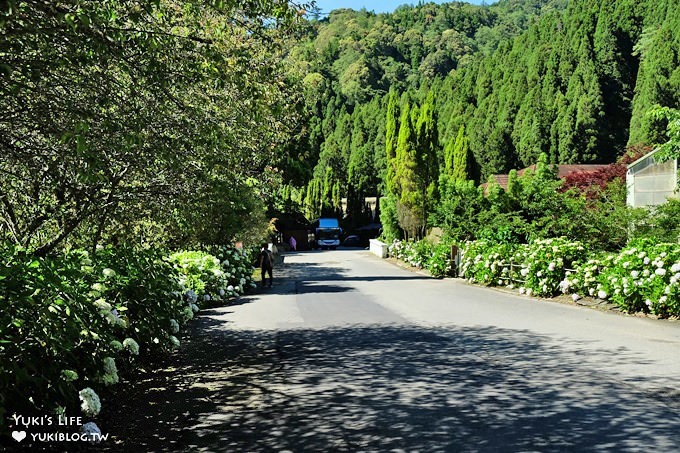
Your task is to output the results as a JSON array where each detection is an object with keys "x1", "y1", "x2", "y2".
[{"x1": 342, "y1": 235, "x2": 362, "y2": 247}]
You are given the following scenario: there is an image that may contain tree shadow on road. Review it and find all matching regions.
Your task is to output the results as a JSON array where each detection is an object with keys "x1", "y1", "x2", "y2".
[{"x1": 97, "y1": 315, "x2": 680, "y2": 452}]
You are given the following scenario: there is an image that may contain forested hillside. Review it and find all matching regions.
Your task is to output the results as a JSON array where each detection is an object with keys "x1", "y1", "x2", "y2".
[{"x1": 281, "y1": 0, "x2": 680, "y2": 225}]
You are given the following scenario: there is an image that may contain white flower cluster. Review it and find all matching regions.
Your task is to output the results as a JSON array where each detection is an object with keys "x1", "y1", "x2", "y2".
[
  {"x1": 79, "y1": 387, "x2": 101, "y2": 416},
  {"x1": 123, "y1": 338, "x2": 139, "y2": 355},
  {"x1": 185, "y1": 289, "x2": 198, "y2": 304},
  {"x1": 93, "y1": 298, "x2": 126, "y2": 328},
  {"x1": 388, "y1": 239, "x2": 428, "y2": 268},
  {"x1": 102, "y1": 268, "x2": 116, "y2": 278},
  {"x1": 461, "y1": 239, "x2": 678, "y2": 315},
  {"x1": 560, "y1": 246, "x2": 679, "y2": 314}
]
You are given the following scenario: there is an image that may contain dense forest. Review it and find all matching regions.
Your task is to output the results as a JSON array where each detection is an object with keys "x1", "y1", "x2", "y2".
[{"x1": 278, "y1": 0, "x2": 680, "y2": 229}]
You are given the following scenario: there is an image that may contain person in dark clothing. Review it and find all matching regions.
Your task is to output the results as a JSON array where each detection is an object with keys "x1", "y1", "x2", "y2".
[{"x1": 259, "y1": 244, "x2": 273, "y2": 287}]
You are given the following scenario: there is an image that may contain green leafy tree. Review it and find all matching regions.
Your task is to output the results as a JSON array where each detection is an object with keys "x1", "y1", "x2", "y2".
[
  {"x1": 0, "y1": 0, "x2": 307, "y2": 253},
  {"x1": 650, "y1": 107, "x2": 680, "y2": 162},
  {"x1": 452, "y1": 125, "x2": 473, "y2": 182}
]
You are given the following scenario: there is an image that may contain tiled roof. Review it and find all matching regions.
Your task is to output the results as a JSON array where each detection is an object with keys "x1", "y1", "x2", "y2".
[{"x1": 488, "y1": 164, "x2": 609, "y2": 190}]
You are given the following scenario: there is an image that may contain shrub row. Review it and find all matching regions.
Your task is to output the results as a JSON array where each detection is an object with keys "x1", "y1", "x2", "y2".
[
  {"x1": 564, "y1": 241, "x2": 680, "y2": 317},
  {"x1": 386, "y1": 236, "x2": 680, "y2": 317},
  {"x1": 0, "y1": 244, "x2": 254, "y2": 435},
  {"x1": 387, "y1": 239, "x2": 453, "y2": 278},
  {"x1": 459, "y1": 238, "x2": 680, "y2": 317}
]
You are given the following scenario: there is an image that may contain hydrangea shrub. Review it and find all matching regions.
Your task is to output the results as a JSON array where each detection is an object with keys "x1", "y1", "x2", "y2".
[
  {"x1": 388, "y1": 239, "x2": 454, "y2": 278},
  {"x1": 0, "y1": 244, "x2": 255, "y2": 435},
  {"x1": 460, "y1": 240, "x2": 518, "y2": 286},
  {"x1": 169, "y1": 246, "x2": 255, "y2": 305},
  {"x1": 457, "y1": 237, "x2": 679, "y2": 317},
  {"x1": 562, "y1": 242, "x2": 680, "y2": 316},
  {"x1": 514, "y1": 238, "x2": 587, "y2": 297}
]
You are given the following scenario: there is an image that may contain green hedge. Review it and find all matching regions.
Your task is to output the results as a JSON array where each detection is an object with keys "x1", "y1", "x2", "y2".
[
  {"x1": 458, "y1": 238, "x2": 680, "y2": 317},
  {"x1": 564, "y1": 241, "x2": 680, "y2": 316},
  {"x1": 387, "y1": 239, "x2": 454, "y2": 278},
  {"x1": 388, "y1": 236, "x2": 680, "y2": 317},
  {"x1": 0, "y1": 244, "x2": 254, "y2": 434}
]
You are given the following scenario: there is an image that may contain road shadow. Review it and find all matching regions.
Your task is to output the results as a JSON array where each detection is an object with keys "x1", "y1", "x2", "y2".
[
  {"x1": 251, "y1": 256, "x2": 430, "y2": 298},
  {"x1": 95, "y1": 319, "x2": 680, "y2": 452}
]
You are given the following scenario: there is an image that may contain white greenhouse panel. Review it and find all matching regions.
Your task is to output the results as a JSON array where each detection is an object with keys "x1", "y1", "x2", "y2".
[{"x1": 627, "y1": 150, "x2": 678, "y2": 207}]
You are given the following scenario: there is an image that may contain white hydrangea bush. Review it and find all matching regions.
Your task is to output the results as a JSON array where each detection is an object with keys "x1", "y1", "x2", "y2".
[
  {"x1": 460, "y1": 240, "x2": 519, "y2": 286},
  {"x1": 563, "y1": 242, "x2": 680, "y2": 316},
  {"x1": 517, "y1": 238, "x2": 586, "y2": 297},
  {"x1": 170, "y1": 246, "x2": 255, "y2": 307}
]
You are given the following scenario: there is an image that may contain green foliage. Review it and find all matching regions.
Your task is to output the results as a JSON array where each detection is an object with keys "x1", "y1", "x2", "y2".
[
  {"x1": 565, "y1": 242, "x2": 680, "y2": 317},
  {"x1": 286, "y1": 0, "x2": 680, "y2": 229},
  {"x1": 452, "y1": 125, "x2": 471, "y2": 182},
  {"x1": 433, "y1": 176, "x2": 487, "y2": 242},
  {"x1": 629, "y1": 9, "x2": 680, "y2": 146},
  {"x1": 0, "y1": 243, "x2": 255, "y2": 434},
  {"x1": 168, "y1": 249, "x2": 252, "y2": 303},
  {"x1": 387, "y1": 238, "x2": 454, "y2": 278},
  {"x1": 416, "y1": 89, "x2": 439, "y2": 193},
  {"x1": 0, "y1": 246, "x2": 177, "y2": 432},
  {"x1": 389, "y1": 92, "x2": 441, "y2": 239},
  {"x1": 379, "y1": 195, "x2": 401, "y2": 243},
  {"x1": 635, "y1": 200, "x2": 680, "y2": 243},
  {"x1": 649, "y1": 107, "x2": 680, "y2": 163},
  {"x1": 458, "y1": 236, "x2": 680, "y2": 317},
  {"x1": 435, "y1": 153, "x2": 660, "y2": 252},
  {"x1": 303, "y1": 178, "x2": 323, "y2": 220},
  {"x1": 0, "y1": 0, "x2": 305, "y2": 253},
  {"x1": 286, "y1": 0, "x2": 574, "y2": 222},
  {"x1": 427, "y1": 241, "x2": 456, "y2": 278}
]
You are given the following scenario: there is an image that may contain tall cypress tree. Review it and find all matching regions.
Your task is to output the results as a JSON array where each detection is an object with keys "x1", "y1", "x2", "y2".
[
  {"x1": 443, "y1": 135, "x2": 455, "y2": 177},
  {"x1": 322, "y1": 168, "x2": 335, "y2": 216},
  {"x1": 629, "y1": 14, "x2": 680, "y2": 146},
  {"x1": 332, "y1": 180, "x2": 342, "y2": 217},
  {"x1": 395, "y1": 101, "x2": 418, "y2": 202},
  {"x1": 385, "y1": 89, "x2": 400, "y2": 196},
  {"x1": 395, "y1": 100, "x2": 424, "y2": 238},
  {"x1": 416, "y1": 89, "x2": 439, "y2": 198},
  {"x1": 452, "y1": 125, "x2": 472, "y2": 182}
]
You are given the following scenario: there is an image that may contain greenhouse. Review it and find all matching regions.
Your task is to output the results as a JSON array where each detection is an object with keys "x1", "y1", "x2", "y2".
[{"x1": 626, "y1": 149, "x2": 679, "y2": 207}]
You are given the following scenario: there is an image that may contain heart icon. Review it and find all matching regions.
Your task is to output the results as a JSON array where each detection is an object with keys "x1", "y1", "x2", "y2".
[{"x1": 12, "y1": 430, "x2": 27, "y2": 442}]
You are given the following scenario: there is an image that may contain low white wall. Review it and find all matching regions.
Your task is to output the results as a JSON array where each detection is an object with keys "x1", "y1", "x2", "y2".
[{"x1": 369, "y1": 239, "x2": 388, "y2": 258}]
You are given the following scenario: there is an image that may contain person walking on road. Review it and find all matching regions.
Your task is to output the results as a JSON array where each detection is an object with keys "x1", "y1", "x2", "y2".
[{"x1": 259, "y1": 244, "x2": 274, "y2": 287}]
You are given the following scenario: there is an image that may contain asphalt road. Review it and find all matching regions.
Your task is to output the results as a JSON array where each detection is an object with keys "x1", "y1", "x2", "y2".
[{"x1": 104, "y1": 248, "x2": 680, "y2": 452}]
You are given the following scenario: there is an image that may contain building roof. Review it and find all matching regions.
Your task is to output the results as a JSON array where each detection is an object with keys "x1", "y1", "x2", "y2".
[
  {"x1": 627, "y1": 148, "x2": 661, "y2": 170},
  {"x1": 488, "y1": 164, "x2": 609, "y2": 191}
]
